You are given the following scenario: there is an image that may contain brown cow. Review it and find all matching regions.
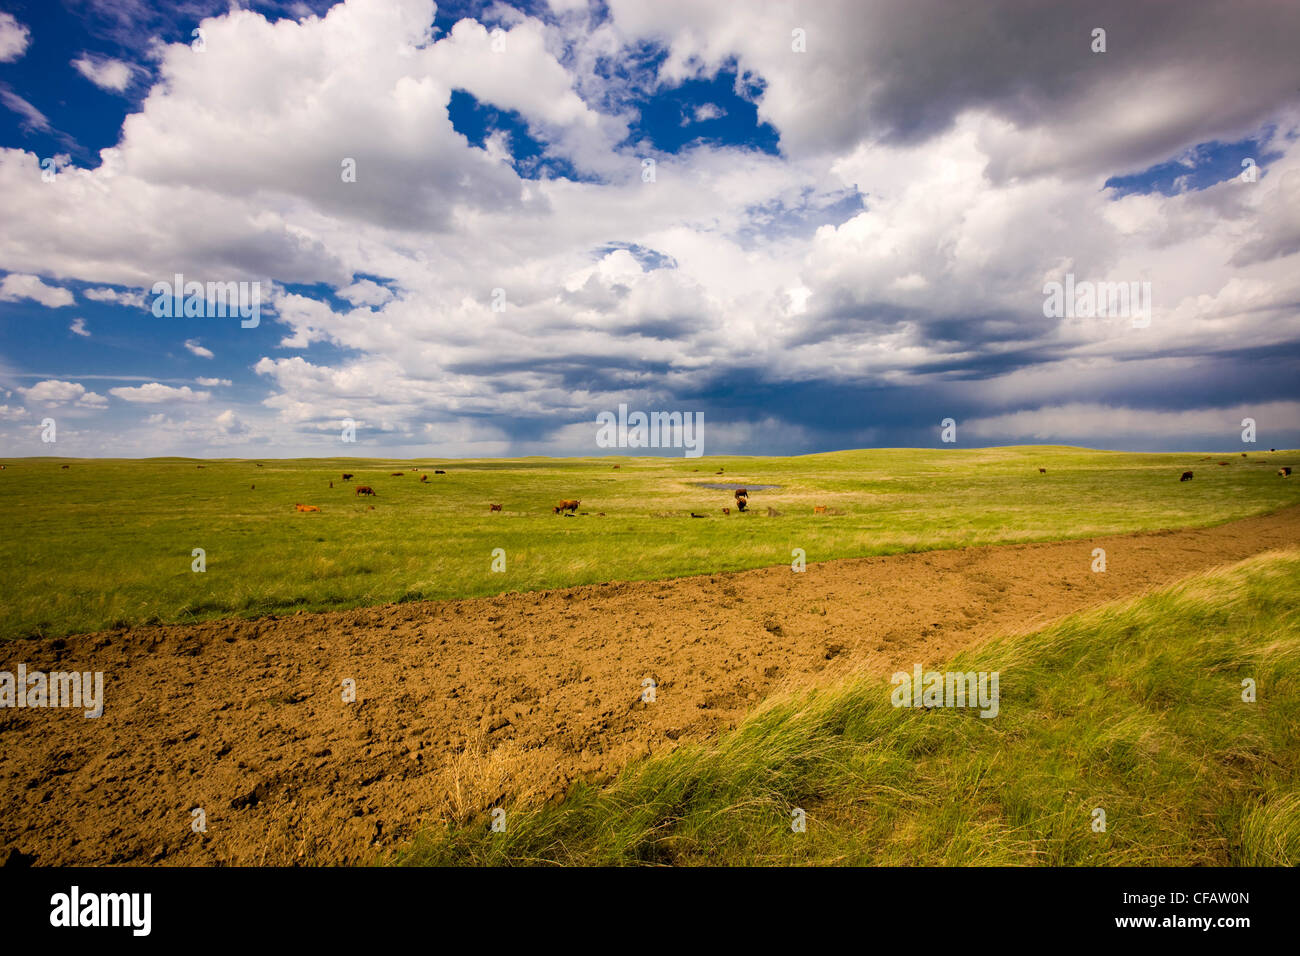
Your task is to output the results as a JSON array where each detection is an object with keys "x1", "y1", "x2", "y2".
[
  {"x1": 1038, "y1": 468, "x2": 1046, "y2": 474},
  {"x1": 1280, "y1": 467, "x2": 1292, "y2": 477},
  {"x1": 489, "y1": 503, "x2": 502, "y2": 512},
  {"x1": 329, "y1": 480, "x2": 334, "y2": 488},
  {"x1": 1180, "y1": 471, "x2": 1194, "y2": 481},
  {"x1": 294, "y1": 504, "x2": 320, "y2": 513},
  {"x1": 736, "y1": 497, "x2": 748, "y2": 512},
  {"x1": 722, "y1": 507, "x2": 731, "y2": 515},
  {"x1": 553, "y1": 499, "x2": 580, "y2": 514},
  {"x1": 814, "y1": 505, "x2": 827, "y2": 514},
  {"x1": 419, "y1": 474, "x2": 428, "y2": 483},
  {"x1": 612, "y1": 464, "x2": 620, "y2": 469},
  {"x1": 355, "y1": 485, "x2": 377, "y2": 496},
  {"x1": 390, "y1": 472, "x2": 404, "y2": 477},
  {"x1": 734, "y1": 488, "x2": 748, "y2": 499},
  {"x1": 341, "y1": 473, "x2": 353, "y2": 481}
]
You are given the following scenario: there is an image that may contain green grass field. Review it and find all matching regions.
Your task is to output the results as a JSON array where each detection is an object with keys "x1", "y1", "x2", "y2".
[
  {"x1": 399, "y1": 547, "x2": 1300, "y2": 866},
  {"x1": 0, "y1": 445, "x2": 1295, "y2": 641}
]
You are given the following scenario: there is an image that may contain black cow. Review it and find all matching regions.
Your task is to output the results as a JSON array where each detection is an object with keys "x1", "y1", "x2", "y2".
[{"x1": 1180, "y1": 471, "x2": 1194, "y2": 481}]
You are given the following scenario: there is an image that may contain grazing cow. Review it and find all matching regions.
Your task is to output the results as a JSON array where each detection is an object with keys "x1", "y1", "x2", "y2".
[
  {"x1": 367, "y1": 505, "x2": 375, "y2": 510},
  {"x1": 1280, "y1": 467, "x2": 1292, "y2": 477},
  {"x1": 612, "y1": 464, "x2": 621, "y2": 469},
  {"x1": 597, "y1": 512, "x2": 606, "y2": 516},
  {"x1": 342, "y1": 473, "x2": 353, "y2": 481},
  {"x1": 294, "y1": 504, "x2": 320, "y2": 512},
  {"x1": 197, "y1": 465, "x2": 204, "y2": 469},
  {"x1": 722, "y1": 507, "x2": 731, "y2": 515},
  {"x1": 251, "y1": 485, "x2": 255, "y2": 490},
  {"x1": 1180, "y1": 471, "x2": 1194, "y2": 481},
  {"x1": 736, "y1": 497, "x2": 748, "y2": 512},
  {"x1": 391, "y1": 472, "x2": 404, "y2": 477},
  {"x1": 553, "y1": 499, "x2": 580, "y2": 514},
  {"x1": 1271, "y1": 448, "x2": 1277, "y2": 452},
  {"x1": 419, "y1": 474, "x2": 428, "y2": 483},
  {"x1": 814, "y1": 505, "x2": 827, "y2": 514},
  {"x1": 329, "y1": 481, "x2": 334, "y2": 488},
  {"x1": 434, "y1": 470, "x2": 446, "y2": 475},
  {"x1": 1242, "y1": 453, "x2": 1248, "y2": 457},
  {"x1": 490, "y1": 503, "x2": 502, "y2": 512},
  {"x1": 255, "y1": 463, "x2": 263, "y2": 468},
  {"x1": 1038, "y1": 468, "x2": 1046, "y2": 474},
  {"x1": 61, "y1": 464, "x2": 69, "y2": 469},
  {"x1": 1218, "y1": 461, "x2": 1230, "y2": 466},
  {"x1": 690, "y1": 512, "x2": 705, "y2": 518},
  {"x1": 355, "y1": 485, "x2": 377, "y2": 496},
  {"x1": 734, "y1": 488, "x2": 748, "y2": 499}
]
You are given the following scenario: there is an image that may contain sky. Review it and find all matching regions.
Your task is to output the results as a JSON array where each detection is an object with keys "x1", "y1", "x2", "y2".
[{"x1": 0, "y1": 0, "x2": 1298, "y2": 459}]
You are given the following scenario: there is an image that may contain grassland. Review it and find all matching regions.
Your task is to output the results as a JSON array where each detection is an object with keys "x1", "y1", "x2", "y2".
[
  {"x1": 0, "y1": 445, "x2": 1295, "y2": 641},
  {"x1": 399, "y1": 547, "x2": 1300, "y2": 866}
]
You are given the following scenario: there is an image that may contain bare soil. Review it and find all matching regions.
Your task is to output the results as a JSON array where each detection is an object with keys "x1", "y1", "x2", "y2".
[{"x1": 3, "y1": 506, "x2": 1298, "y2": 865}]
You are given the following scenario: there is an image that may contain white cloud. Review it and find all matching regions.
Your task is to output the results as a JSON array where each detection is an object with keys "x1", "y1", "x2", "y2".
[
  {"x1": 0, "y1": 89, "x2": 49, "y2": 132},
  {"x1": 0, "y1": 404, "x2": 28, "y2": 421},
  {"x1": 70, "y1": 317, "x2": 90, "y2": 337},
  {"x1": 72, "y1": 54, "x2": 134, "y2": 93},
  {"x1": 0, "y1": 274, "x2": 73, "y2": 307},
  {"x1": 109, "y1": 383, "x2": 210, "y2": 403},
  {"x1": 18, "y1": 380, "x2": 106, "y2": 408},
  {"x1": 83, "y1": 286, "x2": 147, "y2": 308},
  {"x1": 0, "y1": 13, "x2": 30, "y2": 63},
  {"x1": 184, "y1": 339, "x2": 215, "y2": 359},
  {"x1": 196, "y1": 377, "x2": 232, "y2": 387}
]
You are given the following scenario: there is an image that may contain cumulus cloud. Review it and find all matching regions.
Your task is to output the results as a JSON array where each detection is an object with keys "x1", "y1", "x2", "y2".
[
  {"x1": 70, "y1": 317, "x2": 90, "y2": 337},
  {"x1": 0, "y1": 274, "x2": 75, "y2": 307},
  {"x1": 109, "y1": 383, "x2": 210, "y2": 403},
  {"x1": 18, "y1": 380, "x2": 107, "y2": 407},
  {"x1": 0, "y1": 0, "x2": 1295, "y2": 456}
]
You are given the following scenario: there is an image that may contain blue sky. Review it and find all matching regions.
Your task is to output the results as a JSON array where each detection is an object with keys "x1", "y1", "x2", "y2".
[{"x1": 1, "y1": 0, "x2": 1298, "y2": 458}]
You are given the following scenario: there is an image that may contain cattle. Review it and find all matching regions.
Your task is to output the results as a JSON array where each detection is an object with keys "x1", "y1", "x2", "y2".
[
  {"x1": 1242, "y1": 452, "x2": 1248, "y2": 457},
  {"x1": 255, "y1": 463, "x2": 263, "y2": 467},
  {"x1": 251, "y1": 485, "x2": 255, "y2": 490},
  {"x1": 612, "y1": 464, "x2": 621, "y2": 469},
  {"x1": 1271, "y1": 448, "x2": 1277, "y2": 452},
  {"x1": 736, "y1": 497, "x2": 748, "y2": 512},
  {"x1": 434, "y1": 470, "x2": 446, "y2": 474},
  {"x1": 197, "y1": 465, "x2": 204, "y2": 469},
  {"x1": 814, "y1": 505, "x2": 827, "y2": 514},
  {"x1": 294, "y1": 504, "x2": 320, "y2": 513},
  {"x1": 419, "y1": 474, "x2": 428, "y2": 483},
  {"x1": 1218, "y1": 461, "x2": 1230, "y2": 466},
  {"x1": 734, "y1": 488, "x2": 748, "y2": 499},
  {"x1": 355, "y1": 485, "x2": 377, "y2": 496},
  {"x1": 553, "y1": 499, "x2": 580, "y2": 514},
  {"x1": 390, "y1": 472, "x2": 404, "y2": 477},
  {"x1": 60, "y1": 464, "x2": 69, "y2": 469},
  {"x1": 490, "y1": 503, "x2": 502, "y2": 512},
  {"x1": 1280, "y1": 467, "x2": 1293, "y2": 477},
  {"x1": 722, "y1": 507, "x2": 731, "y2": 515},
  {"x1": 690, "y1": 512, "x2": 705, "y2": 518},
  {"x1": 342, "y1": 473, "x2": 353, "y2": 481},
  {"x1": 1, "y1": 464, "x2": 5, "y2": 469},
  {"x1": 597, "y1": 512, "x2": 606, "y2": 516},
  {"x1": 367, "y1": 505, "x2": 375, "y2": 510},
  {"x1": 1180, "y1": 471, "x2": 1194, "y2": 481},
  {"x1": 1038, "y1": 468, "x2": 1046, "y2": 474},
  {"x1": 329, "y1": 480, "x2": 334, "y2": 488}
]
